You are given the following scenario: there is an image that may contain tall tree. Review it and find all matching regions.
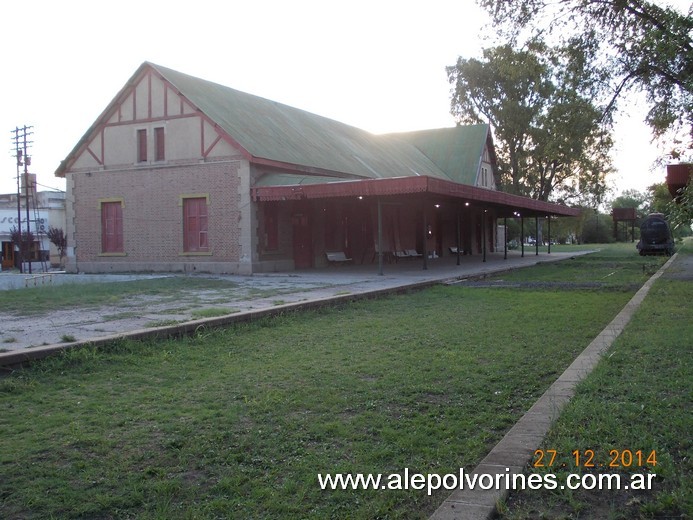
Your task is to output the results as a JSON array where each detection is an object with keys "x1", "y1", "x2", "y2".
[
  {"x1": 448, "y1": 43, "x2": 551, "y2": 196},
  {"x1": 668, "y1": 182, "x2": 693, "y2": 231},
  {"x1": 611, "y1": 188, "x2": 649, "y2": 216},
  {"x1": 447, "y1": 41, "x2": 613, "y2": 204},
  {"x1": 477, "y1": 0, "x2": 693, "y2": 146}
]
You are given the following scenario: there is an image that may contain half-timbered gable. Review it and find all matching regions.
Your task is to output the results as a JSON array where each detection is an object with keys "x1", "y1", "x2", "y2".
[{"x1": 65, "y1": 68, "x2": 240, "y2": 173}]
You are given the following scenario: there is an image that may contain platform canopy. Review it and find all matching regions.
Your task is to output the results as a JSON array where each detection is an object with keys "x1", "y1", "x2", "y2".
[{"x1": 251, "y1": 175, "x2": 580, "y2": 218}]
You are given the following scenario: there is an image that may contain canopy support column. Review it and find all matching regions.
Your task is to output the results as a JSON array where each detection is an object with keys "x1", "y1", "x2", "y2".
[
  {"x1": 456, "y1": 209, "x2": 461, "y2": 266},
  {"x1": 482, "y1": 209, "x2": 487, "y2": 263},
  {"x1": 535, "y1": 217, "x2": 539, "y2": 256},
  {"x1": 377, "y1": 198, "x2": 383, "y2": 276},
  {"x1": 547, "y1": 216, "x2": 551, "y2": 254},
  {"x1": 422, "y1": 199, "x2": 428, "y2": 271},
  {"x1": 504, "y1": 217, "x2": 508, "y2": 260}
]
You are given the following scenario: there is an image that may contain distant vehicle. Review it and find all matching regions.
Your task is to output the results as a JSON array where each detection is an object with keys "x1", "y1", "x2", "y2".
[{"x1": 636, "y1": 213, "x2": 674, "y2": 256}]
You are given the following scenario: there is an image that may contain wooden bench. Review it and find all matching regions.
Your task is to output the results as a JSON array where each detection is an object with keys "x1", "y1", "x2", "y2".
[
  {"x1": 392, "y1": 249, "x2": 423, "y2": 261},
  {"x1": 325, "y1": 251, "x2": 352, "y2": 265}
]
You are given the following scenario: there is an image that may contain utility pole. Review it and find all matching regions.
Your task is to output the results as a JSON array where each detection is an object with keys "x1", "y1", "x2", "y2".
[{"x1": 11, "y1": 125, "x2": 34, "y2": 274}]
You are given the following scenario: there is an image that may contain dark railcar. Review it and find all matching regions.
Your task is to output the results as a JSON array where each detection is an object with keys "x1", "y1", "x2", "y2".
[{"x1": 636, "y1": 213, "x2": 674, "y2": 256}]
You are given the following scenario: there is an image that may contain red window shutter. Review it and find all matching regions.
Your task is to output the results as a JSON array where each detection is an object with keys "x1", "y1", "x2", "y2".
[
  {"x1": 155, "y1": 127, "x2": 165, "y2": 161},
  {"x1": 137, "y1": 129, "x2": 147, "y2": 162},
  {"x1": 101, "y1": 202, "x2": 123, "y2": 253},
  {"x1": 183, "y1": 198, "x2": 209, "y2": 252}
]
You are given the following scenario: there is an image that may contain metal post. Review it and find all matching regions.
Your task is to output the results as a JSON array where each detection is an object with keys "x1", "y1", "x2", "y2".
[
  {"x1": 14, "y1": 128, "x2": 23, "y2": 273},
  {"x1": 521, "y1": 216, "x2": 525, "y2": 257},
  {"x1": 535, "y1": 217, "x2": 539, "y2": 256},
  {"x1": 547, "y1": 216, "x2": 552, "y2": 254},
  {"x1": 456, "y1": 210, "x2": 461, "y2": 266},
  {"x1": 504, "y1": 217, "x2": 507, "y2": 260},
  {"x1": 377, "y1": 198, "x2": 383, "y2": 276},
  {"x1": 631, "y1": 220, "x2": 635, "y2": 243},
  {"x1": 23, "y1": 129, "x2": 32, "y2": 274},
  {"x1": 482, "y1": 210, "x2": 487, "y2": 262},
  {"x1": 422, "y1": 200, "x2": 428, "y2": 271}
]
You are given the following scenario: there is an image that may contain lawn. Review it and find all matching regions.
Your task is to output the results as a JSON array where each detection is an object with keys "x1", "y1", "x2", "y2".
[
  {"x1": 0, "y1": 245, "x2": 669, "y2": 519},
  {"x1": 498, "y1": 242, "x2": 692, "y2": 519},
  {"x1": 1, "y1": 277, "x2": 243, "y2": 315}
]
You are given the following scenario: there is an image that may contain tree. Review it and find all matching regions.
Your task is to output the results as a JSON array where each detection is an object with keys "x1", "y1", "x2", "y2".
[
  {"x1": 46, "y1": 226, "x2": 68, "y2": 267},
  {"x1": 447, "y1": 41, "x2": 613, "y2": 205},
  {"x1": 647, "y1": 182, "x2": 673, "y2": 215},
  {"x1": 669, "y1": 182, "x2": 693, "y2": 232},
  {"x1": 9, "y1": 226, "x2": 35, "y2": 271},
  {"x1": 610, "y1": 188, "x2": 649, "y2": 218},
  {"x1": 579, "y1": 209, "x2": 614, "y2": 243},
  {"x1": 477, "y1": 0, "x2": 693, "y2": 145}
]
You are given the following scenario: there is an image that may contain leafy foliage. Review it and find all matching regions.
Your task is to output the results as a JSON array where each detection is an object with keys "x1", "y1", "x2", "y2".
[
  {"x1": 447, "y1": 41, "x2": 613, "y2": 205},
  {"x1": 8, "y1": 226, "x2": 34, "y2": 264},
  {"x1": 46, "y1": 226, "x2": 67, "y2": 264},
  {"x1": 610, "y1": 188, "x2": 649, "y2": 218},
  {"x1": 477, "y1": 0, "x2": 693, "y2": 150},
  {"x1": 668, "y1": 181, "x2": 693, "y2": 232}
]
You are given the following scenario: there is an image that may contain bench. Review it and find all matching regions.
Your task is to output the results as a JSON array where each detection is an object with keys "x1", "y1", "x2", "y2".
[
  {"x1": 325, "y1": 251, "x2": 352, "y2": 265},
  {"x1": 393, "y1": 249, "x2": 423, "y2": 260}
]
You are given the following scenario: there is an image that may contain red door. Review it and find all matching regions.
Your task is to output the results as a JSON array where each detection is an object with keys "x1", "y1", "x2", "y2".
[{"x1": 292, "y1": 214, "x2": 313, "y2": 269}]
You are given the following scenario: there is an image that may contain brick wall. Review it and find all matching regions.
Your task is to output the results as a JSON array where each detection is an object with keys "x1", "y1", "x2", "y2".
[{"x1": 70, "y1": 159, "x2": 244, "y2": 272}]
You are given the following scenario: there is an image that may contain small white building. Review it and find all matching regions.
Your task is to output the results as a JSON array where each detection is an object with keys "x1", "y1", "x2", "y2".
[{"x1": 0, "y1": 191, "x2": 66, "y2": 270}]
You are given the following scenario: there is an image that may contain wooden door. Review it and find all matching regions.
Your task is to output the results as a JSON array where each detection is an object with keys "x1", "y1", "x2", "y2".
[
  {"x1": 292, "y1": 214, "x2": 313, "y2": 269},
  {"x1": 1, "y1": 242, "x2": 15, "y2": 270}
]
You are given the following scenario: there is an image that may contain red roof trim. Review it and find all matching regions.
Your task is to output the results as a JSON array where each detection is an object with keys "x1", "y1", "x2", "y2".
[{"x1": 251, "y1": 176, "x2": 580, "y2": 217}]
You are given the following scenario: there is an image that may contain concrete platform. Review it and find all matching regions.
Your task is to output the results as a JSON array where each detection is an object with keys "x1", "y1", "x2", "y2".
[{"x1": 0, "y1": 249, "x2": 589, "y2": 364}]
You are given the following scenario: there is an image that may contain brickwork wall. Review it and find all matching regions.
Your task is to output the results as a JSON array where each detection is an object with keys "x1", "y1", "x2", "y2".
[{"x1": 71, "y1": 159, "x2": 243, "y2": 271}]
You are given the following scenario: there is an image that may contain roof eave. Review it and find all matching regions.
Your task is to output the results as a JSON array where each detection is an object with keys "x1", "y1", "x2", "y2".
[{"x1": 251, "y1": 175, "x2": 581, "y2": 217}]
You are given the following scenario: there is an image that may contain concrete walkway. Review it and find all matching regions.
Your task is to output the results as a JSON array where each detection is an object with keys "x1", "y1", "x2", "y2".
[
  {"x1": 0, "y1": 249, "x2": 587, "y2": 366},
  {"x1": 429, "y1": 252, "x2": 681, "y2": 520}
]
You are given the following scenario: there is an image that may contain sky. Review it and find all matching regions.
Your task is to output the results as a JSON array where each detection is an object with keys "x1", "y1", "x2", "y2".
[{"x1": 0, "y1": 0, "x2": 688, "y2": 201}]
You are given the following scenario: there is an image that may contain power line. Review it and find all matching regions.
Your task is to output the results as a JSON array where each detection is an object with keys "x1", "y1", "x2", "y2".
[{"x1": 9, "y1": 125, "x2": 47, "y2": 273}]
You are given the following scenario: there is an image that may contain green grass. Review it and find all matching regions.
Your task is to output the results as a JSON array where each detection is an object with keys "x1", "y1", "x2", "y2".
[
  {"x1": 500, "y1": 243, "x2": 666, "y2": 286},
  {"x1": 145, "y1": 319, "x2": 182, "y2": 328},
  {"x1": 0, "y1": 244, "x2": 670, "y2": 519},
  {"x1": 499, "y1": 243, "x2": 692, "y2": 519},
  {"x1": 2, "y1": 277, "x2": 241, "y2": 315},
  {"x1": 190, "y1": 307, "x2": 237, "y2": 319}
]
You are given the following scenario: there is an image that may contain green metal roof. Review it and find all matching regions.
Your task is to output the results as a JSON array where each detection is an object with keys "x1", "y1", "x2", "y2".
[
  {"x1": 386, "y1": 125, "x2": 491, "y2": 186},
  {"x1": 151, "y1": 63, "x2": 454, "y2": 182},
  {"x1": 254, "y1": 173, "x2": 347, "y2": 187},
  {"x1": 56, "y1": 62, "x2": 493, "y2": 188}
]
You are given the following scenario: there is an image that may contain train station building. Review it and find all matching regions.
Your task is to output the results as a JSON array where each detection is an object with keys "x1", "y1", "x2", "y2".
[{"x1": 55, "y1": 62, "x2": 579, "y2": 275}]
